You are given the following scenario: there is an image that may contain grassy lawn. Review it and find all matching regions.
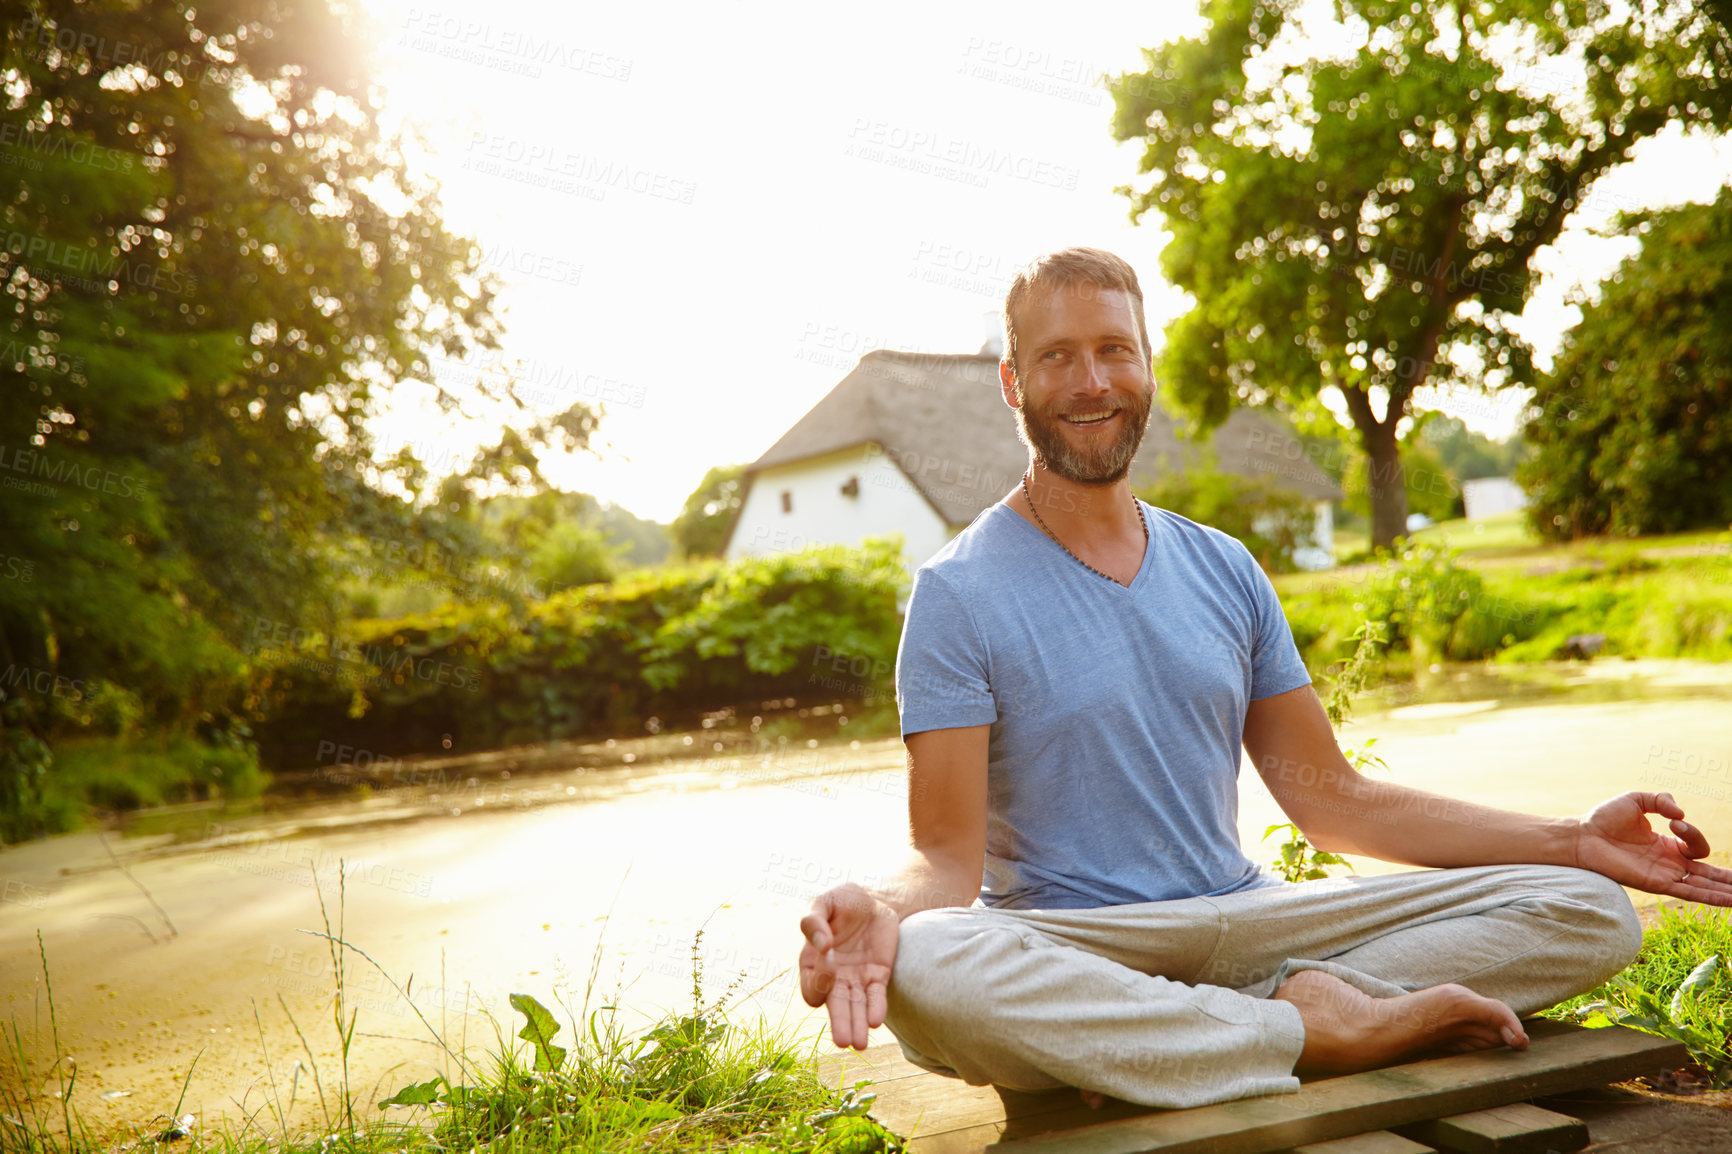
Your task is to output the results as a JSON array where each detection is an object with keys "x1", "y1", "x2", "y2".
[
  {"x1": 1331, "y1": 510, "x2": 1537, "y2": 564},
  {"x1": 1281, "y1": 522, "x2": 1732, "y2": 671}
]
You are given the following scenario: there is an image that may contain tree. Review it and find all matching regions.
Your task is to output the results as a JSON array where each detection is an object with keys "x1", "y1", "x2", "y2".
[
  {"x1": 1420, "y1": 414, "x2": 1523, "y2": 482},
  {"x1": 0, "y1": 1, "x2": 589, "y2": 833},
  {"x1": 1109, "y1": 0, "x2": 1732, "y2": 548},
  {"x1": 1520, "y1": 191, "x2": 1732, "y2": 539},
  {"x1": 671, "y1": 464, "x2": 745, "y2": 558}
]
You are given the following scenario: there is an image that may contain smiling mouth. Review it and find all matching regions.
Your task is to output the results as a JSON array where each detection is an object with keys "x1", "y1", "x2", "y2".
[{"x1": 1063, "y1": 409, "x2": 1119, "y2": 426}]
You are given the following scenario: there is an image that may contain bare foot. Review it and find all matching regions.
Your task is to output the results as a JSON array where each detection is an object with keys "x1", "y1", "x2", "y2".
[{"x1": 1273, "y1": 969, "x2": 1528, "y2": 1077}]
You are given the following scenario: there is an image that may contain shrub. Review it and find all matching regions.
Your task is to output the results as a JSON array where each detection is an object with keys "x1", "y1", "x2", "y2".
[{"x1": 250, "y1": 540, "x2": 909, "y2": 766}]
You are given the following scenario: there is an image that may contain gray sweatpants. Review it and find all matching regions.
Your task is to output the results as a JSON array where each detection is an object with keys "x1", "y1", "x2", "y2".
[{"x1": 883, "y1": 864, "x2": 1643, "y2": 1109}]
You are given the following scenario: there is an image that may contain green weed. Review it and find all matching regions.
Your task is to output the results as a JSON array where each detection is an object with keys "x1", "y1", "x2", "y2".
[
  {"x1": 1, "y1": 873, "x2": 901, "y2": 1153},
  {"x1": 1264, "y1": 620, "x2": 1385, "y2": 882},
  {"x1": 1542, "y1": 903, "x2": 1732, "y2": 1087}
]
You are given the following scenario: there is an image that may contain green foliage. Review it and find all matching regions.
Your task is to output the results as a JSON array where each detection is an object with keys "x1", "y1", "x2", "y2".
[
  {"x1": 0, "y1": 0, "x2": 625, "y2": 837},
  {"x1": 1338, "y1": 438, "x2": 1460, "y2": 526},
  {"x1": 672, "y1": 463, "x2": 747, "y2": 559},
  {"x1": 1135, "y1": 451, "x2": 1319, "y2": 572},
  {"x1": 11, "y1": 891, "x2": 903, "y2": 1154},
  {"x1": 1279, "y1": 527, "x2": 1732, "y2": 671},
  {"x1": 1265, "y1": 620, "x2": 1387, "y2": 882},
  {"x1": 0, "y1": 698, "x2": 58, "y2": 844},
  {"x1": 511, "y1": 993, "x2": 568, "y2": 1073},
  {"x1": 252, "y1": 540, "x2": 909, "y2": 764},
  {"x1": 1107, "y1": 0, "x2": 1732, "y2": 546},
  {"x1": 1545, "y1": 904, "x2": 1732, "y2": 1087},
  {"x1": 1263, "y1": 821, "x2": 1355, "y2": 882},
  {"x1": 1521, "y1": 189, "x2": 1732, "y2": 540},
  {"x1": 1419, "y1": 416, "x2": 1525, "y2": 487},
  {"x1": 1360, "y1": 541, "x2": 1503, "y2": 663},
  {"x1": 371, "y1": 927, "x2": 902, "y2": 1153}
]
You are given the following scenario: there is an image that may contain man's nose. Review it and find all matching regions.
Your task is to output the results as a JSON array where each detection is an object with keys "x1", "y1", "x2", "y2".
[{"x1": 1074, "y1": 354, "x2": 1112, "y2": 393}]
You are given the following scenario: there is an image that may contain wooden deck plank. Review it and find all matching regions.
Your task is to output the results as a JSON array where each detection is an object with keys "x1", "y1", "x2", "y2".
[
  {"x1": 815, "y1": 1042, "x2": 937, "y2": 1087},
  {"x1": 1286, "y1": 1132, "x2": 1437, "y2": 1154},
  {"x1": 1394, "y1": 1102, "x2": 1588, "y2": 1154},
  {"x1": 871, "y1": 1022, "x2": 1685, "y2": 1154}
]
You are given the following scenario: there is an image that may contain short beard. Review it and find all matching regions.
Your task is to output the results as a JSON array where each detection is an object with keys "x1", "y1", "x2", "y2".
[{"x1": 1013, "y1": 381, "x2": 1153, "y2": 485}]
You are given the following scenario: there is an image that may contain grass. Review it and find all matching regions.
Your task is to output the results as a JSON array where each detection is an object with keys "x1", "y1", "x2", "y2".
[
  {"x1": 1, "y1": 870, "x2": 903, "y2": 1154},
  {"x1": 1540, "y1": 903, "x2": 1732, "y2": 1088},
  {"x1": 1330, "y1": 511, "x2": 1536, "y2": 563},
  {"x1": 1407, "y1": 510, "x2": 1538, "y2": 556},
  {"x1": 1278, "y1": 525, "x2": 1732, "y2": 673}
]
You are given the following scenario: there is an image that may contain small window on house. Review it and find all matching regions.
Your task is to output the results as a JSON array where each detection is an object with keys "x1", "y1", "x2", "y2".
[{"x1": 780, "y1": 490, "x2": 793, "y2": 514}]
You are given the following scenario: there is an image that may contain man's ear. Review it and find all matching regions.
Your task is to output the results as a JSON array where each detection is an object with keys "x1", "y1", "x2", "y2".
[{"x1": 999, "y1": 359, "x2": 1019, "y2": 410}]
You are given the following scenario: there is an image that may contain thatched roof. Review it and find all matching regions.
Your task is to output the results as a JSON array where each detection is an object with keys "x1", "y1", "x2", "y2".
[{"x1": 739, "y1": 350, "x2": 1340, "y2": 530}]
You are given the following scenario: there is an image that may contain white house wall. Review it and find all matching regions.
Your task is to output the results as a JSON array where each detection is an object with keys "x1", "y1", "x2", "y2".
[{"x1": 727, "y1": 445, "x2": 955, "y2": 569}]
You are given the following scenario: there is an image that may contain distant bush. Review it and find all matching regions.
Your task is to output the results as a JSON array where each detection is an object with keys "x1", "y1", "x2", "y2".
[
  {"x1": 1277, "y1": 540, "x2": 1548, "y2": 672},
  {"x1": 1279, "y1": 534, "x2": 1732, "y2": 673},
  {"x1": 250, "y1": 539, "x2": 909, "y2": 767}
]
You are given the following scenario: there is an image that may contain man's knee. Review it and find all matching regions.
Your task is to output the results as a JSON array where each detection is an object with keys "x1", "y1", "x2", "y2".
[
  {"x1": 887, "y1": 907, "x2": 980, "y2": 1023},
  {"x1": 1545, "y1": 867, "x2": 1644, "y2": 979}
]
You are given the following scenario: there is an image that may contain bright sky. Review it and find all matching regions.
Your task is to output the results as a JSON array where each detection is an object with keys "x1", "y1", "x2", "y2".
[{"x1": 359, "y1": 1, "x2": 1732, "y2": 523}]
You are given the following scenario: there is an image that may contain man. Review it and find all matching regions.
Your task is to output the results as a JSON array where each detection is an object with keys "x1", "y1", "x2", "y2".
[{"x1": 797, "y1": 247, "x2": 1731, "y2": 1110}]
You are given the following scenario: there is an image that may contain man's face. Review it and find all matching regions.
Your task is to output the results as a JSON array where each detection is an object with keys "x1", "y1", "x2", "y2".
[{"x1": 1000, "y1": 284, "x2": 1154, "y2": 485}]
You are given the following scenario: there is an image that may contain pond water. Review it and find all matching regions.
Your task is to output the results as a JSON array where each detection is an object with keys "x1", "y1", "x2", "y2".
[{"x1": 2, "y1": 659, "x2": 1729, "y2": 1138}]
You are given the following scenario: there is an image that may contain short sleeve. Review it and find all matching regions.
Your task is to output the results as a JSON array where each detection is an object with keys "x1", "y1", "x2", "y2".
[
  {"x1": 895, "y1": 567, "x2": 999, "y2": 738},
  {"x1": 1245, "y1": 555, "x2": 1313, "y2": 701}
]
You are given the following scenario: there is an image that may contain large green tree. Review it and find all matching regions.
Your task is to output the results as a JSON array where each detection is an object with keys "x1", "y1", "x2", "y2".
[
  {"x1": 1520, "y1": 191, "x2": 1732, "y2": 538},
  {"x1": 0, "y1": 1, "x2": 588, "y2": 833},
  {"x1": 1110, "y1": 0, "x2": 1732, "y2": 547},
  {"x1": 671, "y1": 464, "x2": 745, "y2": 559}
]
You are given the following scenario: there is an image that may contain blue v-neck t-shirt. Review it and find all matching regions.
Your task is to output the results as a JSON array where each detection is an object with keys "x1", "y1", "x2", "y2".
[{"x1": 895, "y1": 499, "x2": 1313, "y2": 910}]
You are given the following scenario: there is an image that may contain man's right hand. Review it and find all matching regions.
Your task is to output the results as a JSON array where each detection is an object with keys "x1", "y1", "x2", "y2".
[{"x1": 799, "y1": 882, "x2": 899, "y2": 1050}]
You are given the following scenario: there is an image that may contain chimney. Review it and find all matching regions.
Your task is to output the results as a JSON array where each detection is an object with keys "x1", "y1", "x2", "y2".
[{"x1": 979, "y1": 309, "x2": 1004, "y2": 359}]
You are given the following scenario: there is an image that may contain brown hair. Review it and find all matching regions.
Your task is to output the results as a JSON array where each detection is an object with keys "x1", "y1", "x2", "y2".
[{"x1": 1001, "y1": 247, "x2": 1152, "y2": 378}]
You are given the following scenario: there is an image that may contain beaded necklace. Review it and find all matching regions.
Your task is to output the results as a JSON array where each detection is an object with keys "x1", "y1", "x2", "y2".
[{"x1": 1020, "y1": 472, "x2": 1147, "y2": 585}]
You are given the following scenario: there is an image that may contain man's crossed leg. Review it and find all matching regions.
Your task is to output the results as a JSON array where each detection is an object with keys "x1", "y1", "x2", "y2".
[{"x1": 883, "y1": 864, "x2": 1643, "y2": 1109}]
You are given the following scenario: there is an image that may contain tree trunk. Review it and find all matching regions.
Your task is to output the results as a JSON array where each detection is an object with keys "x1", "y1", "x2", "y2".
[{"x1": 1364, "y1": 422, "x2": 1409, "y2": 551}]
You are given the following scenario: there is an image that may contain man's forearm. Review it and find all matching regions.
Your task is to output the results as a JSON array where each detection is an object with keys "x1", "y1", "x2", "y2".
[
  {"x1": 1292, "y1": 768, "x2": 1582, "y2": 869},
  {"x1": 867, "y1": 850, "x2": 981, "y2": 922}
]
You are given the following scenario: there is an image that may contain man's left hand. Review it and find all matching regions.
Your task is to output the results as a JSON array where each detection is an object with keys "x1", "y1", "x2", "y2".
[{"x1": 1576, "y1": 791, "x2": 1732, "y2": 906}]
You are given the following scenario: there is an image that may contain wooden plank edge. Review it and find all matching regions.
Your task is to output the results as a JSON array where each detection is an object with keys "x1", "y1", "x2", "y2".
[{"x1": 972, "y1": 1027, "x2": 1686, "y2": 1154}]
